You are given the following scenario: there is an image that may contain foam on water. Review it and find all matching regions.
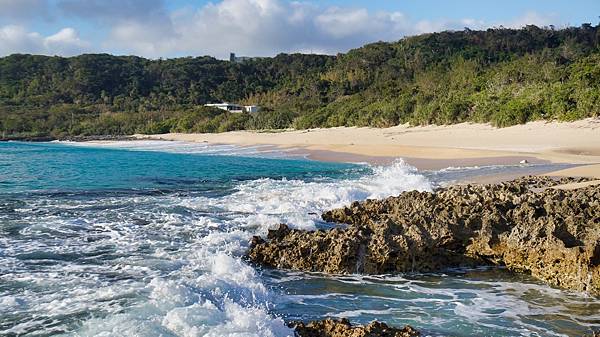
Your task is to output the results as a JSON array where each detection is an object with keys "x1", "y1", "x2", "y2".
[
  {"x1": 423, "y1": 162, "x2": 577, "y2": 186},
  {"x1": 2, "y1": 141, "x2": 598, "y2": 337},
  {"x1": 64, "y1": 140, "x2": 297, "y2": 159},
  {"x1": 71, "y1": 255, "x2": 292, "y2": 337},
  {"x1": 267, "y1": 270, "x2": 600, "y2": 337},
  {"x1": 0, "y1": 144, "x2": 431, "y2": 336},
  {"x1": 186, "y1": 159, "x2": 431, "y2": 231}
]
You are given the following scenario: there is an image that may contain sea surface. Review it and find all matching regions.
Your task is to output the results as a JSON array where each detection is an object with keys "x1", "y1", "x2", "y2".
[{"x1": 0, "y1": 141, "x2": 598, "y2": 337}]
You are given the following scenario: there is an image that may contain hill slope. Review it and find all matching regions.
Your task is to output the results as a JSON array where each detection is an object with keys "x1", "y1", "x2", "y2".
[{"x1": 1, "y1": 24, "x2": 600, "y2": 138}]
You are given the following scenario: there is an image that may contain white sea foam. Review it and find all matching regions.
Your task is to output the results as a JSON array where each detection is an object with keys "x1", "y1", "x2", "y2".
[
  {"x1": 3, "y1": 144, "x2": 597, "y2": 337},
  {"x1": 65, "y1": 140, "x2": 297, "y2": 158},
  {"x1": 186, "y1": 159, "x2": 432, "y2": 232},
  {"x1": 276, "y1": 271, "x2": 600, "y2": 337},
  {"x1": 1, "y1": 157, "x2": 432, "y2": 336}
]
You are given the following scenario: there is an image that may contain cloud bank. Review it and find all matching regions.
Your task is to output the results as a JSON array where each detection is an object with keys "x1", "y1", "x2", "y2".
[
  {"x1": 0, "y1": 0, "x2": 562, "y2": 58},
  {"x1": 0, "y1": 25, "x2": 88, "y2": 56}
]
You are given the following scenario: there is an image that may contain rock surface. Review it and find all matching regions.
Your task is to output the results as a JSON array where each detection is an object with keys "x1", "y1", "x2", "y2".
[
  {"x1": 291, "y1": 318, "x2": 419, "y2": 337},
  {"x1": 248, "y1": 176, "x2": 600, "y2": 294}
]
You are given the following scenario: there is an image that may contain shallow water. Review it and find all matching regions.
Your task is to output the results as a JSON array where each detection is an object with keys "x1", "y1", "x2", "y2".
[
  {"x1": 266, "y1": 269, "x2": 600, "y2": 337},
  {"x1": 0, "y1": 141, "x2": 598, "y2": 337}
]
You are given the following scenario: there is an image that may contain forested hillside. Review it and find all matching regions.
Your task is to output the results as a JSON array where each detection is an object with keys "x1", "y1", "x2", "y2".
[{"x1": 1, "y1": 24, "x2": 600, "y2": 138}]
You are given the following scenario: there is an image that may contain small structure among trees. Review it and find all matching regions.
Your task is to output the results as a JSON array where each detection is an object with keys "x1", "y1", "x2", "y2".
[
  {"x1": 229, "y1": 53, "x2": 253, "y2": 63},
  {"x1": 204, "y1": 102, "x2": 260, "y2": 113}
]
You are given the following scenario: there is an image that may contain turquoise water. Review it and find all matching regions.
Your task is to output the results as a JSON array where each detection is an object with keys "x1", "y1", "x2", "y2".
[
  {"x1": 0, "y1": 142, "x2": 360, "y2": 193},
  {"x1": 0, "y1": 141, "x2": 598, "y2": 337}
]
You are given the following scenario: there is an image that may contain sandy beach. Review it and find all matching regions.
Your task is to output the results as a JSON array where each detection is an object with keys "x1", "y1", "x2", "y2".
[{"x1": 135, "y1": 118, "x2": 600, "y2": 178}]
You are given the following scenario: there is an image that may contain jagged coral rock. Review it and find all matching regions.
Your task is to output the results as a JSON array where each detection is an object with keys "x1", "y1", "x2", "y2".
[
  {"x1": 249, "y1": 176, "x2": 600, "y2": 294},
  {"x1": 291, "y1": 318, "x2": 420, "y2": 337}
]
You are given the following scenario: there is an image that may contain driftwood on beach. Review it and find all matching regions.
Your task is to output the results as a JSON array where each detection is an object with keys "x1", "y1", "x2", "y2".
[{"x1": 249, "y1": 176, "x2": 600, "y2": 295}]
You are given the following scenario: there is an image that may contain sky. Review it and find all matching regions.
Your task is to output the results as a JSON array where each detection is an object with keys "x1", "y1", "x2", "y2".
[{"x1": 0, "y1": 0, "x2": 599, "y2": 59}]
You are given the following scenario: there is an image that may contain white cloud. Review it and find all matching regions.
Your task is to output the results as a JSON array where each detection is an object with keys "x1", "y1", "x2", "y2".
[
  {"x1": 100, "y1": 1, "x2": 562, "y2": 59},
  {"x1": 101, "y1": 0, "x2": 423, "y2": 58},
  {"x1": 107, "y1": 21, "x2": 177, "y2": 56},
  {"x1": 44, "y1": 28, "x2": 90, "y2": 56},
  {"x1": 0, "y1": 25, "x2": 89, "y2": 56},
  {"x1": 315, "y1": 8, "x2": 414, "y2": 40},
  {"x1": 0, "y1": 0, "x2": 570, "y2": 59}
]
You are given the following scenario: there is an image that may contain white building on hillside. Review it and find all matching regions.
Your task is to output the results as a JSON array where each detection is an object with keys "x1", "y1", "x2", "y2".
[
  {"x1": 205, "y1": 102, "x2": 243, "y2": 113},
  {"x1": 244, "y1": 105, "x2": 259, "y2": 113},
  {"x1": 204, "y1": 102, "x2": 260, "y2": 113}
]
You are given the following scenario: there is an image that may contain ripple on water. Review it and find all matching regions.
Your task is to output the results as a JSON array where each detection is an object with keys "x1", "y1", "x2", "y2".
[
  {"x1": 264, "y1": 268, "x2": 600, "y2": 337},
  {"x1": 1, "y1": 142, "x2": 598, "y2": 337}
]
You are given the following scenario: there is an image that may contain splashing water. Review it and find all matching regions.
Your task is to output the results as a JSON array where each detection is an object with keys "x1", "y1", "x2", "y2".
[{"x1": 0, "y1": 141, "x2": 597, "y2": 337}]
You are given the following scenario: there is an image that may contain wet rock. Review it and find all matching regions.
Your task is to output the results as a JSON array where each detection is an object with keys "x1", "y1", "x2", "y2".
[
  {"x1": 291, "y1": 318, "x2": 420, "y2": 337},
  {"x1": 248, "y1": 176, "x2": 600, "y2": 295}
]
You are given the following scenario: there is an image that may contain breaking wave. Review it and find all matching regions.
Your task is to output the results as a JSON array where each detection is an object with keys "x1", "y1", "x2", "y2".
[
  {"x1": 0, "y1": 149, "x2": 431, "y2": 336},
  {"x1": 3, "y1": 141, "x2": 597, "y2": 337}
]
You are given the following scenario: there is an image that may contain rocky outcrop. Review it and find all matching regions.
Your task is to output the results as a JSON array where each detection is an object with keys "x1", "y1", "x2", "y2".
[
  {"x1": 291, "y1": 318, "x2": 419, "y2": 337},
  {"x1": 248, "y1": 176, "x2": 600, "y2": 295}
]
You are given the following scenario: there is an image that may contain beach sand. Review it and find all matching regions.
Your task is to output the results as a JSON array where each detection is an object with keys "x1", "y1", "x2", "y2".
[{"x1": 134, "y1": 118, "x2": 600, "y2": 180}]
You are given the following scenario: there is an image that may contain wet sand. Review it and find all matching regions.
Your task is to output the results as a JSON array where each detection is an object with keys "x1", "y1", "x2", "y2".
[{"x1": 134, "y1": 119, "x2": 600, "y2": 181}]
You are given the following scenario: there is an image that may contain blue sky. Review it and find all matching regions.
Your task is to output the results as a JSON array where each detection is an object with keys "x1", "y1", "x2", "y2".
[{"x1": 0, "y1": 0, "x2": 598, "y2": 59}]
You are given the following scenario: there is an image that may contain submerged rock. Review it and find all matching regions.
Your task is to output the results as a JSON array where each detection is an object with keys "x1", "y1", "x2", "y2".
[
  {"x1": 248, "y1": 176, "x2": 600, "y2": 295},
  {"x1": 291, "y1": 318, "x2": 419, "y2": 337}
]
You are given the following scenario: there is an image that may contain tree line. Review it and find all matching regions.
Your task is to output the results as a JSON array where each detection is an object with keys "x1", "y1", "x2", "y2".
[{"x1": 1, "y1": 24, "x2": 599, "y2": 139}]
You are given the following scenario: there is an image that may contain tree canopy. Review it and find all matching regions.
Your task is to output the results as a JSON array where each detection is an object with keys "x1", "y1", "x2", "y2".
[{"x1": 1, "y1": 24, "x2": 600, "y2": 139}]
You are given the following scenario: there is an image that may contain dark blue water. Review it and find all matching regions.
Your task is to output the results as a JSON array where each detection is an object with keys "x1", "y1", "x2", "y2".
[{"x1": 0, "y1": 141, "x2": 598, "y2": 337}]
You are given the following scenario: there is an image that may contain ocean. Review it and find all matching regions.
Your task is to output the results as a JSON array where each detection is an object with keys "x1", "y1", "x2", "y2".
[{"x1": 0, "y1": 141, "x2": 598, "y2": 337}]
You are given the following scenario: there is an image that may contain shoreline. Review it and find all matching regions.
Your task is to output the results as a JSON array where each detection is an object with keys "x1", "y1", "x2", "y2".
[
  {"x1": 7, "y1": 127, "x2": 600, "y2": 336},
  {"x1": 132, "y1": 118, "x2": 600, "y2": 179}
]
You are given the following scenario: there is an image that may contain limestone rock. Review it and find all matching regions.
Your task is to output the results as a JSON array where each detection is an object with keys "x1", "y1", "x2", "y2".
[
  {"x1": 291, "y1": 318, "x2": 420, "y2": 337},
  {"x1": 248, "y1": 176, "x2": 600, "y2": 295}
]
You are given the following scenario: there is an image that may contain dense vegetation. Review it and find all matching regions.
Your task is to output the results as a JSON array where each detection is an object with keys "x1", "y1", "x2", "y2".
[{"x1": 1, "y1": 24, "x2": 600, "y2": 138}]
